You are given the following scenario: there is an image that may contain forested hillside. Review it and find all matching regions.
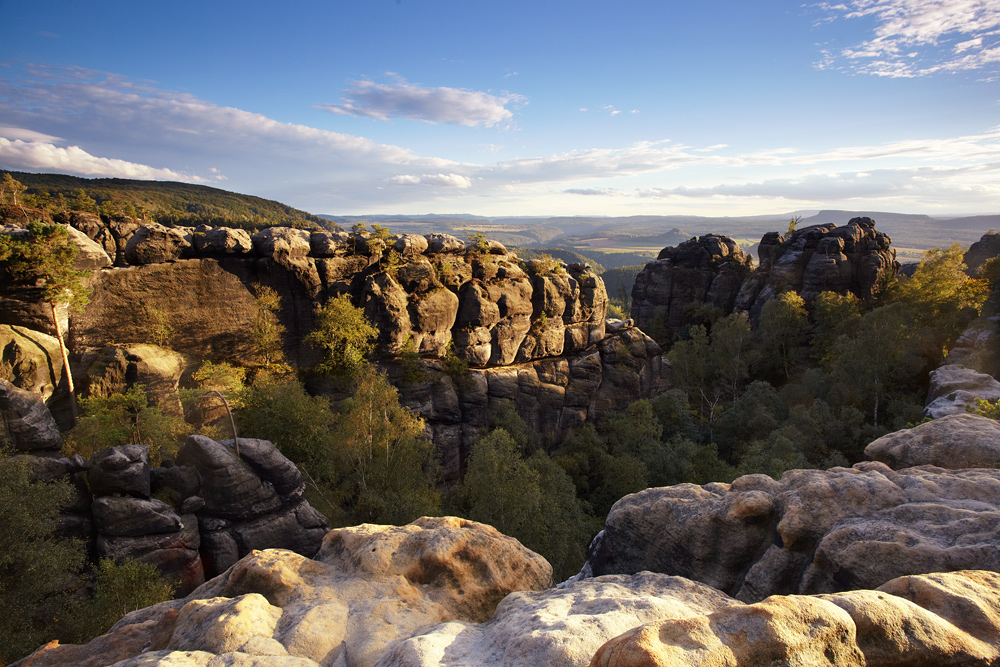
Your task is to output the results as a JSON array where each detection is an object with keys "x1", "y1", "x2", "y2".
[{"x1": 5, "y1": 171, "x2": 333, "y2": 231}]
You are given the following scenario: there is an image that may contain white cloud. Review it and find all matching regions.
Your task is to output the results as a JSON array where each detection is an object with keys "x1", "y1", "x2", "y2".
[
  {"x1": 319, "y1": 77, "x2": 523, "y2": 127},
  {"x1": 816, "y1": 0, "x2": 1000, "y2": 76},
  {"x1": 386, "y1": 173, "x2": 473, "y2": 188},
  {"x1": 0, "y1": 136, "x2": 203, "y2": 181},
  {"x1": 0, "y1": 127, "x2": 63, "y2": 143}
]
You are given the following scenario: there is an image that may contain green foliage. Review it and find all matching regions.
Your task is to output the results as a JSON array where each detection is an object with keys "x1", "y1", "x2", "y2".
[
  {"x1": 7, "y1": 171, "x2": 330, "y2": 231},
  {"x1": 467, "y1": 231, "x2": 490, "y2": 255},
  {"x1": 970, "y1": 398, "x2": 1000, "y2": 420},
  {"x1": 249, "y1": 284, "x2": 286, "y2": 365},
  {"x1": 811, "y1": 291, "x2": 861, "y2": 364},
  {"x1": 306, "y1": 294, "x2": 377, "y2": 376},
  {"x1": 332, "y1": 367, "x2": 439, "y2": 525},
  {"x1": 65, "y1": 558, "x2": 175, "y2": 643},
  {"x1": 979, "y1": 256, "x2": 1000, "y2": 291},
  {"x1": 399, "y1": 336, "x2": 423, "y2": 383},
  {"x1": 441, "y1": 340, "x2": 469, "y2": 378},
  {"x1": 757, "y1": 291, "x2": 808, "y2": 380},
  {"x1": 0, "y1": 221, "x2": 91, "y2": 313},
  {"x1": 0, "y1": 455, "x2": 85, "y2": 664},
  {"x1": 458, "y1": 428, "x2": 591, "y2": 581},
  {"x1": 65, "y1": 385, "x2": 187, "y2": 463},
  {"x1": 826, "y1": 302, "x2": 925, "y2": 426},
  {"x1": 889, "y1": 244, "x2": 989, "y2": 353},
  {"x1": 141, "y1": 302, "x2": 175, "y2": 348}
]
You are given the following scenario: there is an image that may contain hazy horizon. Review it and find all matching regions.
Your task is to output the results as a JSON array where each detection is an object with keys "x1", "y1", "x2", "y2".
[{"x1": 2, "y1": 1, "x2": 999, "y2": 218}]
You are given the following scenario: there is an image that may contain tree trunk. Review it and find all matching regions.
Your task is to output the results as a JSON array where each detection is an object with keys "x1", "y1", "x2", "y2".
[{"x1": 50, "y1": 300, "x2": 78, "y2": 421}]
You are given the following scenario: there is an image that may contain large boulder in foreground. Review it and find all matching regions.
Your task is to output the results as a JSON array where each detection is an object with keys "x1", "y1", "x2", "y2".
[
  {"x1": 0, "y1": 378, "x2": 62, "y2": 452},
  {"x1": 584, "y1": 461, "x2": 1000, "y2": 602},
  {"x1": 14, "y1": 517, "x2": 552, "y2": 667},
  {"x1": 590, "y1": 571, "x2": 1000, "y2": 667}
]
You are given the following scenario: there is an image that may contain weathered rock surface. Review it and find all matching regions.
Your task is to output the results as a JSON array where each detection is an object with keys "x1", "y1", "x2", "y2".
[
  {"x1": 379, "y1": 572, "x2": 738, "y2": 667},
  {"x1": 964, "y1": 231, "x2": 1000, "y2": 275},
  {"x1": 395, "y1": 326, "x2": 667, "y2": 480},
  {"x1": 866, "y1": 412, "x2": 1000, "y2": 470},
  {"x1": 81, "y1": 344, "x2": 194, "y2": 414},
  {"x1": 735, "y1": 217, "x2": 898, "y2": 322},
  {"x1": 945, "y1": 316, "x2": 1000, "y2": 378},
  {"x1": 589, "y1": 571, "x2": 1000, "y2": 667},
  {"x1": 632, "y1": 218, "x2": 900, "y2": 340},
  {"x1": 0, "y1": 378, "x2": 62, "y2": 452},
  {"x1": 631, "y1": 235, "x2": 753, "y2": 343},
  {"x1": 14, "y1": 517, "x2": 552, "y2": 667},
  {"x1": 175, "y1": 435, "x2": 328, "y2": 578},
  {"x1": 584, "y1": 462, "x2": 1000, "y2": 603},
  {"x1": 923, "y1": 363, "x2": 1000, "y2": 418}
]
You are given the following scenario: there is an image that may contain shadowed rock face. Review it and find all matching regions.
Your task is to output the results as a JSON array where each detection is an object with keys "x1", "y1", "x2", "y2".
[
  {"x1": 631, "y1": 234, "x2": 753, "y2": 343},
  {"x1": 631, "y1": 218, "x2": 900, "y2": 341}
]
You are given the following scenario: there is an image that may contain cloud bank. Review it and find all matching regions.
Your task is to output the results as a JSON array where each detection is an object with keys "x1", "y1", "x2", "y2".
[{"x1": 319, "y1": 78, "x2": 522, "y2": 127}]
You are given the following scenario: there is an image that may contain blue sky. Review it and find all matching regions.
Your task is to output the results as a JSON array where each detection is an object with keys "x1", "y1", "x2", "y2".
[{"x1": 1, "y1": 0, "x2": 998, "y2": 217}]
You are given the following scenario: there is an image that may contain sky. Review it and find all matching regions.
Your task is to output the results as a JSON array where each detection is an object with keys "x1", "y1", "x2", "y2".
[{"x1": 1, "y1": 0, "x2": 999, "y2": 217}]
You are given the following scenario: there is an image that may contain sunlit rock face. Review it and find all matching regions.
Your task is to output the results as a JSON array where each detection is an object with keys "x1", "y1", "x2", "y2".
[{"x1": 631, "y1": 218, "x2": 900, "y2": 342}]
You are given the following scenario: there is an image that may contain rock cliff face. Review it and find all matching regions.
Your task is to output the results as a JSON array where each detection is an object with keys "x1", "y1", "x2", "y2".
[
  {"x1": 632, "y1": 218, "x2": 900, "y2": 340},
  {"x1": 631, "y1": 235, "x2": 753, "y2": 343},
  {"x1": 395, "y1": 323, "x2": 667, "y2": 480},
  {"x1": 2, "y1": 221, "x2": 668, "y2": 461}
]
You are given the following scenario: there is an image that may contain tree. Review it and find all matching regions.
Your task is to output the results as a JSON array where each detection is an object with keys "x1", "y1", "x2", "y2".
[
  {"x1": 64, "y1": 385, "x2": 188, "y2": 464},
  {"x1": 459, "y1": 428, "x2": 592, "y2": 581},
  {"x1": 757, "y1": 291, "x2": 808, "y2": 380},
  {"x1": 332, "y1": 367, "x2": 439, "y2": 525},
  {"x1": 827, "y1": 302, "x2": 924, "y2": 426},
  {"x1": 889, "y1": 244, "x2": 989, "y2": 356},
  {"x1": 0, "y1": 455, "x2": 85, "y2": 663},
  {"x1": 811, "y1": 291, "x2": 862, "y2": 365},
  {"x1": 0, "y1": 222, "x2": 92, "y2": 418},
  {"x1": 2, "y1": 173, "x2": 27, "y2": 214},
  {"x1": 249, "y1": 284, "x2": 286, "y2": 365},
  {"x1": 305, "y1": 294, "x2": 377, "y2": 376}
]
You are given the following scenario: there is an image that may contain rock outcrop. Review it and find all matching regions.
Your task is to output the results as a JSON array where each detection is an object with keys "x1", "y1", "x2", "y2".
[
  {"x1": 395, "y1": 325, "x2": 668, "y2": 480},
  {"x1": 865, "y1": 412, "x2": 1000, "y2": 469},
  {"x1": 0, "y1": 378, "x2": 63, "y2": 452},
  {"x1": 19, "y1": 435, "x2": 329, "y2": 596},
  {"x1": 14, "y1": 517, "x2": 552, "y2": 667},
  {"x1": 631, "y1": 218, "x2": 900, "y2": 341},
  {"x1": 923, "y1": 363, "x2": 1000, "y2": 418},
  {"x1": 583, "y1": 459, "x2": 1000, "y2": 603},
  {"x1": 735, "y1": 217, "x2": 898, "y2": 321},
  {"x1": 631, "y1": 235, "x2": 753, "y2": 343},
  {"x1": 590, "y1": 571, "x2": 1000, "y2": 667}
]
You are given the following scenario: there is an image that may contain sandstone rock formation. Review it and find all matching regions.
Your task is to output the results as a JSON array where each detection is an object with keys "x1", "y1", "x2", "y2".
[
  {"x1": 734, "y1": 217, "x2": 899, "y2": 321},
  {"x1": 964, "y1": 230, "x2": 1000, "y2": 275},
  {"x1": 583, "y1": 461, "x2": 1000, "y2": 602},
  {"x1": 395, "y1": 325, "x2": 667, "y2": 480},
  {"x1": 13, "y1": 517, "x2": 552, "y2": 667},
  {"x1": 631, "y1": 235, "x2": 752, "y2": 343},
  {"x1": 631, "y1": 218, "x2": 900, "y2": 340},
  {"x1": 590, "y1": 571, "x2": 1000, "y2": 667},
  {"x1": 923, "y1": 363, "x2": 1000, "y2": 418},
  {"x1": 865, "y1": 412, "x2": 1000, "y2": 470},
  {"x1": 15, "y1": 530, "x2": 1000, "y2": 667},
  {"x1": 0, "y1": 378, "x2": 63, "y2": 452},
  {"x1": 80, "y1": 344, "x2": 194, "y2": 415}
]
